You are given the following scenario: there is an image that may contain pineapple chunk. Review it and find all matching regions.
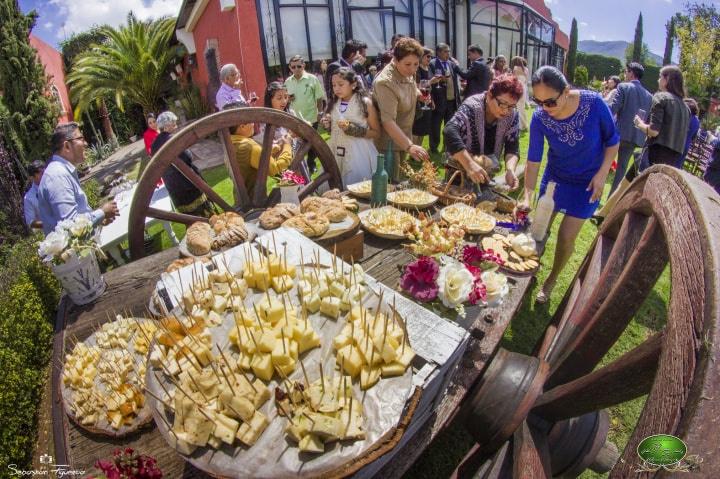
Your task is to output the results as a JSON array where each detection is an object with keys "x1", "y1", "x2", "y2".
[
  {"x1": 396, "y1": 346, "x2": 415, "y2": 369},
  {"x1": 320, "y1": 297, "x2": 341, "y2": 319},
  {"x1": 380, "y1": 361, "x2": 406, "y2": 378},
  {"x1": 359, "y1": 365, "x2": 381, "y2": 390},
  {"x1": 304, "y1": 293, "x2": 321, "y2": 313},
  {"x1": 272, "y1": 275, "x2": 294, "y2": 294},
  {"x1": 251, "y1": 353, "x2": 274, "y2": 381},
  {"x1": 336, "y1": 344, "x2": 363, "y2": 378},
  {"x1": 257, "y1": 330, "x2": 277, "y2": 353},
  {"x1": 298, "y1": 433, "x2": 325, "y2": 453}
]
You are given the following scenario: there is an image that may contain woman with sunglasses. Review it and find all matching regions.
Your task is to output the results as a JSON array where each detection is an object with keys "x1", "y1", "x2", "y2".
[
  {"x1": 524, "y1": 66, "x2": 619, "y2": 304},
  {"x1": 443, "y1": 74, "x2": 523, "y2": 189}
]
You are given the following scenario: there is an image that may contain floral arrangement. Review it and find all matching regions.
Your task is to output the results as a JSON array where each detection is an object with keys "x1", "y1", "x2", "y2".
[
  {"x1": 276, "y1": 170, "x2": 307, "y2": 187},
  {"x1": 400, "y1": 245, "x2": 508, "y2": 317},
  {"x1": 85, "y1": 448, "x2": 162, "y2": 479},
  {"x1": 37, "y1": 215, "x2": 104, "y2": 265}
]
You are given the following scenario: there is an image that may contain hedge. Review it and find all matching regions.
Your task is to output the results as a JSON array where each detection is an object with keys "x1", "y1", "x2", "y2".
[
  {"x1": 0, "y1": 239, "x2": 60, "y2": 474},
  {"x1": 576, "y1": 52, "x2": 623, "y2": 82}
]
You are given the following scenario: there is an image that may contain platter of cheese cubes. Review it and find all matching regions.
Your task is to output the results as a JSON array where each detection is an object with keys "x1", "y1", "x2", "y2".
[
  {"x1": 60, "y1": 316, "x2": 158, "y2": 436},
  {"x1": 358, "y1": 205, "x2": 419, "y2": 240},
  {"x1": 144, "y1": 232, "x2": 415, "y2": 477}
]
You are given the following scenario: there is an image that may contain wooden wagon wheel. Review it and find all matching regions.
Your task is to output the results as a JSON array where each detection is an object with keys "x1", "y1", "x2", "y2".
[
  {"x1": 457, "y1": 165, "x2": 720, "y2": 478},
  {"x1": 128, "y1": 107, "x2": 342, "y2": 259}
]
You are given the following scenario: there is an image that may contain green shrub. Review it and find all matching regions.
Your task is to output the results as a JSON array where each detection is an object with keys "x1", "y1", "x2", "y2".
[
  {"x1": 574, "y1": 65, "x2": 589, "y2": 87},
  {"x1": 0, "y1": 239, "x2": 60, "y2": 472},
  {"x1": 83, "y1": 178, "x2": 102, "y2": 209},
  {"x1": 640, "y1": 64, "x2": 660, "y2": 93},
  {"x1": 175, "y1": 84, "x2": 211, "y2": 120}
]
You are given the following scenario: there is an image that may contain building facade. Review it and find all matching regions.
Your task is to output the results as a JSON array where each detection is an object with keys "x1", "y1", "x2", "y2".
[
  {"x1": 175, "y1": 0, "x2": 567, "y2": 104},
  {"x1": 29, "y1": 34, "x2": 73, "y2": 123}
]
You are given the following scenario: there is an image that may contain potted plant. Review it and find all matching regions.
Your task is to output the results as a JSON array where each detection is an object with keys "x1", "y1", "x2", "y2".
[
  {"x1": 38, "y1": 215, "x2": 106, "y2": 305},
  {"x1": 275, "y1": 170, "x2": 307, "y2": 205}
]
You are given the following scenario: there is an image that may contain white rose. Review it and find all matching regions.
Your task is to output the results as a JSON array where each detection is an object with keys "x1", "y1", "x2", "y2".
[
  {"x1": 69, "y1": 215, "x2": 92, "y2": 237},
  {"x1": 38, "y1": 230, "x2": 69, "y2": 261},
  {"x1": 482, "y1": 271, "x2": 509, "y2": 304},
  {"x1": 437, "y1": 260, "x2": 474, "y2": 309}
]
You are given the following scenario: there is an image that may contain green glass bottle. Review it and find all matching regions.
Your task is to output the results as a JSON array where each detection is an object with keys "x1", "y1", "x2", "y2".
[
  {"x1": 370, "y1": 153, "x2": 388, "y2": 207},
  {"x1": 385, "y1": 140, "x2": 395, "y2": 183}
]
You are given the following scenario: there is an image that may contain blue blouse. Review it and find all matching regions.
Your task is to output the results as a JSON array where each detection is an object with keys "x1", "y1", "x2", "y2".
[{"x1": 528, "y1": 90, "x2": 619, "y2": 185}]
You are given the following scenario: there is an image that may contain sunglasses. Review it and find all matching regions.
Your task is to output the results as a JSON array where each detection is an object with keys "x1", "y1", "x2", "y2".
[
  {"x1": 531, "y1": 92, "x2": 563, "y2": 108},
  {"x1": 289, "y1": 64, "x2": 304, "y2": 70},
  {"x1": 66, "y1": 136, "x2": 85, "y2": 143}
]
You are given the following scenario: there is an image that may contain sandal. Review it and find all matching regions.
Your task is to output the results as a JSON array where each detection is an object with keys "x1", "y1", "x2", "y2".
[
  {"x1": 535, "y1": 281, "x2": 556, "y2": 304},
  {"x1": 589, "y1": 215, "x2": 604, "y2": 227}
]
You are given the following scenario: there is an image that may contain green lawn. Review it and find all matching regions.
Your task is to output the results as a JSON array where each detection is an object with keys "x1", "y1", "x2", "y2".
[{"x1": 131, "y1": 114, "x2": 668, "y2": 477}]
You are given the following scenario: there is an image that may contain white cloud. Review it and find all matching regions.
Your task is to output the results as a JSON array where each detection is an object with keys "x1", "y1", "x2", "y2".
[
  {"x1": 44, "y1": 21, "x2": 54, "y2": 29},
  {"x1": 580, "y1": 21, "x2": 588, "y2": 27},
  {"x1": 50, "y1": 0, "x2": 183, "y2": 38}
]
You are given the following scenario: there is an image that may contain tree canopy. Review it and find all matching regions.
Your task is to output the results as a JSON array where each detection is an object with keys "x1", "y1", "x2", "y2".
[
  {"x1": 66, "y1": 14, "x2": 177, "y2": 117},
  {"x1": 0, "y1": 0, "x2": 58, "y2": 167},
  {"x1": 675, "y1": 2, "x2": 720, "y2": 110},
  {"x1": 631, "y1": 13, "x2": 644, "y2": 63}
]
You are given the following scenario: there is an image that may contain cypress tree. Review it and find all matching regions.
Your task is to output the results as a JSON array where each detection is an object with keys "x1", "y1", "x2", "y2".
[
  {"x1": 0, "y1": 0, "x2": 58, "y2": 168},
  {"x1": 632, "y1": 13, "x2": 644, "y2": 63},
  {"x1": 566, "y1": 18, "x2": 578, "y2": 83},
  {"x1": 662, "y1": 17, "x2": 675, "y2": 65}
]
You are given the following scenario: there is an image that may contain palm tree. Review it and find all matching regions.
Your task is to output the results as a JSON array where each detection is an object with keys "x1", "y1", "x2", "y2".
[{"x1": 66, "y1": 14, "x2": 176, "y2": 118}]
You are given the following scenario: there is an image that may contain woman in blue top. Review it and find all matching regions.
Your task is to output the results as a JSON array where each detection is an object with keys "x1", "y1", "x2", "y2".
[{"x1": 523, "y1": 66, "x2": 619, "y2": 303}]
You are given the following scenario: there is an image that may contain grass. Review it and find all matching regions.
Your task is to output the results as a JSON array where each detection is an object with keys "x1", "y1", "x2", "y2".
[{"x1": 129, "y1": 112, "x2": 669, "y2": 476}]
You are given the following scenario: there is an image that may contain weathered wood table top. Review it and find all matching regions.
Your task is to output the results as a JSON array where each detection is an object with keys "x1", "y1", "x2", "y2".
[{"x1": 52, "y1": 229, "x2": 537, "y2": 478}]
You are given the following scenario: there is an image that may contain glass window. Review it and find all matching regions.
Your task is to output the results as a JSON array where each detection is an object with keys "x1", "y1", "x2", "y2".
[
  {"x1": 526, "y1": 13, "x2": 541, "y2": 39},
  {"x1": 351, "y1": 10, "x2": 388, "y2": 55},
  {"x1": 497, "y1": 3, "x2": 521, "y2": 30},
  {"x1": 279, "y1": 7, "x2": 310, "y2": 59},
  {"x1": 470, "y1": 0, "x2": 496, "y2": 25},
  {"x1": 496, "y1": 28, "x2": 519, "y2": 60},
  {"x1": 308, "y1": 8, "x2": 333, "y2": 59},
  {"x1": 542, "y1": 22, "x2": 554, "y2": 43},
  {"x1": 422, "y1": 0, "x2": 448, "y2": 48},
  {"x1": 348, "y1": 0, "x2": 380, "y2": 7},
  {"x1": 470, "y1": 24, "x2": 493, "y2": 57}
]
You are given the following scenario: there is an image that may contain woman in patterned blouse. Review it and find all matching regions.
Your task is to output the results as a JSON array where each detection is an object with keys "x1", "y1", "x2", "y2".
[{"x1": 523, "y1": 66, "x2": 619, "y2": 304}]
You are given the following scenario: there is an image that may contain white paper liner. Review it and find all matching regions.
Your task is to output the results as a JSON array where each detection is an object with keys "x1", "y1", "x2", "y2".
[
  {"x1": 146, "y1": 234, "x2": 413, "y2": 478},
  {"x1": 60, "y1": 318, "x2": 155, "y2": 436}
]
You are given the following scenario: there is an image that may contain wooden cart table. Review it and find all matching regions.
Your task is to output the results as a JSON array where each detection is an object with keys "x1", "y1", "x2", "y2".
[{"x1": 51, "y1": 224, "x2": 537, "y2": 477}]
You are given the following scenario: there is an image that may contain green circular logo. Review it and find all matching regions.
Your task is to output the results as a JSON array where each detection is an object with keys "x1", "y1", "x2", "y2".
[{"x1": 637, "y1": 434, "x2": 687, "y2": 466}]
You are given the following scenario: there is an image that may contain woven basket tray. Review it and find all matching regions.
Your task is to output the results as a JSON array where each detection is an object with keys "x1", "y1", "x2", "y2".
[{"x1": 431, "y1": 169, "x2": 476, "y2": 206}]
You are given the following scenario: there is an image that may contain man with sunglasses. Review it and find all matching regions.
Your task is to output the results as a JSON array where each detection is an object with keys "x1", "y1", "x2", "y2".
[
  {"x1": 285, "y1": 55, "x2": 326, "y2": 173},
  {"x1": 37, "y1": 122, "x2": 119, "y2": 234}
]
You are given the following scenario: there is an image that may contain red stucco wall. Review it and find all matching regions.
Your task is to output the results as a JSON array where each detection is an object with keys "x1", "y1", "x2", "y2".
[
  {"x1": 29, "y1": 34, "x2": 73, "y2": 122},
  {"x1": 191, "y1": 0, "x2": 267, "y2": 108}
]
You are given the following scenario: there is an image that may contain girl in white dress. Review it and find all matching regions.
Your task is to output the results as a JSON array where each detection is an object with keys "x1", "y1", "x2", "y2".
[
  {"x1": 510, "y1": 56, "x2": 530, "y2": 131},
  {"x1": 321, "y1": 67, "x2": 381, "y2": 186}
]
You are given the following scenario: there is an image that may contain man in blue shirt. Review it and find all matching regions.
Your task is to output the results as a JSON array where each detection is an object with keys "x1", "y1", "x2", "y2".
[
  {"x1": 23, "y1": 160, "x2": 45, "y2": 230},
  {"x1": 37, "y1": 123, "x2": 119, "y2": 234},
  {"x1": 608, "y1": 62, "x2": 652, "y2": 195}
]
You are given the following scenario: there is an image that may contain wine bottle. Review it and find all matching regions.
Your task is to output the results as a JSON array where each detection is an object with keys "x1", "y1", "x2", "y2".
[
  {"x1": 529, "y1": 181, "x2": 556, "y2": 241},
  {"x1": 370, "y1": 153, "x2": 388, "y2": 207},
  {"x1": 385, "y1": 140, "x2": 395, "y2": 183}
]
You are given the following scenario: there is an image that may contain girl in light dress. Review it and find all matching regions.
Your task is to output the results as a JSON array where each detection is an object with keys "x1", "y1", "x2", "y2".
[
  {"x1": 321, "y1": 67, "x2": 381, "y2": 186},
  {"x1": 510, "y1": 56, "x2": 530, "y2": 130}
]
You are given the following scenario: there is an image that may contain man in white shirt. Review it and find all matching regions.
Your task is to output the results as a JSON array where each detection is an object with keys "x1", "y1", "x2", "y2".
[
  {"x1": 37, "y1": 123, "x2": 119, "y2": 234},
  {"x1": 23, "y1": 160, "x2": 45, "y2": 230}
]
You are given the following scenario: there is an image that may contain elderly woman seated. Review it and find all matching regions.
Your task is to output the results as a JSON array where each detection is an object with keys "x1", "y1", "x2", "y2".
[
  {"x1": 151, "y1": 111, "x2": 216, "y2": 218},
  {"x1": 443, "y1": 74, "x2": 524, "y2": 191}
]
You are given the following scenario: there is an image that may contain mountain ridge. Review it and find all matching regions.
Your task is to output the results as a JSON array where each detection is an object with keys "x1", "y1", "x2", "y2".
[{"x1": 578, "y1": 40, "x2": 664, "y2": 66}]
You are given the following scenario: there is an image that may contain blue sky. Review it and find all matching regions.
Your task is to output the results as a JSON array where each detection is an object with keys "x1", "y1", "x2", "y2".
[
  {"x1": 546, "y1": 0, "x2": 691, "y2": 58},
  {"x1": 22, "y1": 0, "x2": 691, "y2": 57}
]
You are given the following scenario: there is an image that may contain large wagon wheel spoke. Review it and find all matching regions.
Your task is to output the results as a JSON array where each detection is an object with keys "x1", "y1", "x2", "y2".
[
  {"x1": 129, "y1": 108, "x2": 342, "y2": 259},
  {"x1": 170, "y1": 156, "x2": 234, "y2": 211},
  {"x1": 146, "y1": 207, "x2": 207, "y2": 225},
  {"x1": 460, "y1": 166, "x2": 720, "y2": 478},
  {"x1": 218, "y1": 126, "x2": 250, "y2": 207}
]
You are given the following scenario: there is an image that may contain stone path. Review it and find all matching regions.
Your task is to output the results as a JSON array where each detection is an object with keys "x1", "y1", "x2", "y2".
[{"x1": 81, "y1": 136, "x2": 226, "y2": 187}]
